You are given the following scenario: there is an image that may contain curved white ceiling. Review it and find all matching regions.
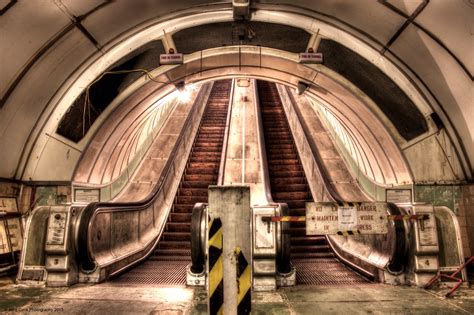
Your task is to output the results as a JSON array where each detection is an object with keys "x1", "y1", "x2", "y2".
[{"x1": 0, "y1": 0, "x2": 471, "y2": 181}]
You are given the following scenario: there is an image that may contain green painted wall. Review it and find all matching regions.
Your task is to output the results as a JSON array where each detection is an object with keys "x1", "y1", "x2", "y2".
[{"x1": 414, "y1": 185, "x2": 462, "y2": 213}]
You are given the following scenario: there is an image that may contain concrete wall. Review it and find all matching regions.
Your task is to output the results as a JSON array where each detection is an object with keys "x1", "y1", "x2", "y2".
[
  {"x1": 0, "y1": 181, "x2": 73, "y2": 216},
  {"x1": 0, "y1": 181, "x2": 28, "y2": 215},
  {"x1": 459, "y1": 185, "x2": 474, "y2": 258}
]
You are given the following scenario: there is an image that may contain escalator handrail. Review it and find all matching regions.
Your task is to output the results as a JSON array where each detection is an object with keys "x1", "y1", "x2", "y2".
[
  {"x1": 76, "y1": 83, "x2": 213, "y2": 272},
  {"x1": 217, "y1": 79, "x2": 235, "y2": 185},
  {"x1": 275, "y1": 203, "x2": 292, "y2": 274},
  {"x1": 283, "y1": 85, "x2": 341, "y2": 203},
  {"x1": 281, "y1": 84, "x2": 409, "y2": 276},
  {"x1": 386, "y1": 202, "x2": 409, "y2": 274},
  {"x1": 254, "y1": 80, "x2": 293, "y2": 275},
  {"x1": 325, "y1": 203, "x2": 409, "y2": 280},
  {"x1": 190, "y1": 203, "x2": 208, "y2": 274},
  {"x1": 253, "y1": 79, "x2": 276, "y2": 205}
]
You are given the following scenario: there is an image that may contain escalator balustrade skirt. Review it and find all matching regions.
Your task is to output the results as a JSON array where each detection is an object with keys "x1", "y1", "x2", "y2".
[{"x1": 112, "y1": 79, "x2": 232, "y2": 286}]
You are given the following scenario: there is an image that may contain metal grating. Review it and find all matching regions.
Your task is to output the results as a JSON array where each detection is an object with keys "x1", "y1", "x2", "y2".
[
  {"x1": 293, "y1": 258, "x2": 371, "y2": 286},
  {"x1": 149, "y1": 253, "x2": 192, "y2": 261},
  {"x1": 110, "y1": 259, "x2": 190, "y2": 286}
]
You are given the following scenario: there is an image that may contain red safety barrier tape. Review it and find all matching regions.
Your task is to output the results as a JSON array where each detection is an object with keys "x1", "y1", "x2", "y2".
[
  {"x1": 262, "y1": 216, "x2": 306, "y2": 222},
  {"x1": 387, "y1": 214, "x2": 429, "y2": 221}
]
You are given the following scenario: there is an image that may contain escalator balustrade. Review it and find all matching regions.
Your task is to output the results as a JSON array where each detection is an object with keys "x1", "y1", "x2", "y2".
[
  {"x1": 112, "y1": 80, "x2": 232, "y2": 285},
  {"x1": 257, "y1": 80, "x2": 369, "y2": 285}
]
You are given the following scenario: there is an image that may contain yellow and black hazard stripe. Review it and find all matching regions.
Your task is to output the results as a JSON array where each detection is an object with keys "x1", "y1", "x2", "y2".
[
  {"x1": 337, "y1": 202, "x2": 362, "y2": 207},
  {"x1": 208, "y1": 218, "x2": 223, "y2": 315},
  {"x1": 235, "y1": 247, "x2": 251, "y2": 315},
  {"x1": 337, "y1": 230, "x2": 361, "y2": 236}
]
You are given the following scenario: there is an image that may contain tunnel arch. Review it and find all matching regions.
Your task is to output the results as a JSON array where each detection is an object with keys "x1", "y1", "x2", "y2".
[
  {"x1": 0, "y1": 5, "x2": 470, "y2": 183},
  {"x1": 71, "y1": 48, "x2": 413, "y2": 193}
]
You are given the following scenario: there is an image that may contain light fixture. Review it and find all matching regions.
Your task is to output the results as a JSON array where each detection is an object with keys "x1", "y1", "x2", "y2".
[
  {"x1": 233, "y1": 0, "x2": 250, "y2": 20},
  {"x1": 296, "y1": 81, "x2": 310, "y2": 95},
  {"x1": 175, "y1": 81, "x2": 191, "y2": 102}
]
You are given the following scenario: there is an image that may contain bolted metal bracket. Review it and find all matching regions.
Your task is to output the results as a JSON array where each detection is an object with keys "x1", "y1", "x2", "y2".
[
  {"x1": 233, "y1": 0, "x2": 250, "y2": 20},
  {"x1": 186, "y1": 264, "x2": 206, "y2": 287},
  {"x1": 276, "y1": 265, "x2": 296, "y2": 287}
]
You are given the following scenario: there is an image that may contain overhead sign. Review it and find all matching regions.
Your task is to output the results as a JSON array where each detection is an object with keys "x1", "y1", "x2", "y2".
[
  {"x1": 160, "y1": 53, "x2": 183, "y2": 65},
  {"x1": 0, "y1": 197, "x2": 18, "y2": 213},
  {"x1": 74, "y1": 189, "x2": 100, "y2": 203},
  {"x1": 306, "y1": 202, "x2": 388, "y2": 235},
  {"x1": 298, "y1": 52, "x2": 323, "y2": 64},
  {"x1": 386, "y1": 189, "x2": 412, "y2": 204}
]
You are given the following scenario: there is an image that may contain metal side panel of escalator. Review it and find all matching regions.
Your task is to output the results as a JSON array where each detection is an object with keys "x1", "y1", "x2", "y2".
[{"x1": 109, "y1": 79, "x2": 232, "y2": 286}]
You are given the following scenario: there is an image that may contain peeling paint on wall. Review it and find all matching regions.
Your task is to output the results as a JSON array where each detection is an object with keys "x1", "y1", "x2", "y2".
[
  {"x1": 414, "y1": 185, "x2": 461, "y2": 213},
  {"x1": 415, "y1": 184, "x2": 474, "y2": 258},
  {"x1": 35, "y1": 186, "x2": 71, "y2": 206}
]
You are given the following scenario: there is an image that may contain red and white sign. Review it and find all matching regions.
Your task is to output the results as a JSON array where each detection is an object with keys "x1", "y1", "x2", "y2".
[
  {"x1": 160, "y1": 53, "x2": 184, "y2": 65},
  {"x1": 298, "y1": 52, "x2": 323, "y2": 64}
]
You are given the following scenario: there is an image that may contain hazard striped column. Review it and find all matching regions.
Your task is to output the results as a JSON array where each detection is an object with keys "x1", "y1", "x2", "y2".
[
  {"x1": 208, "y1": 218, "x2": 223, "y2": 315},
  {"x1": 235, "y1": 247, "x2": 251, "y2": 314}
]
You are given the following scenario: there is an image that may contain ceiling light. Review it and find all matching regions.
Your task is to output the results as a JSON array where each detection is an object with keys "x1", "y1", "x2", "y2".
[
  {"x1": 296, "y1": 81, "x2": 310, "y2": 95},
  {"x1": 175, "y1": 81, "x2": 191, "y2": 102}
]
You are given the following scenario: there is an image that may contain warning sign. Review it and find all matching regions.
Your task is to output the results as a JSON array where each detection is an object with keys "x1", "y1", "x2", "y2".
[
  {"x1": 306, "y1": 203, "x2": 338, "y2": 234},
  {"x1": 338, "y1": 204, "x2": 357, "y2": 231},
  {"x1": 159, "y1": 53, "x2": 183, "y2": 65},
  {"x1": 74, "y1": 189, "x2": 100, "y2": 203},
  {"x1": 306, "y1": 202, "x2": 388, "y2": 235},
  {"x1": 298, "y1": 52, "x2": 323, "y2": 64}
]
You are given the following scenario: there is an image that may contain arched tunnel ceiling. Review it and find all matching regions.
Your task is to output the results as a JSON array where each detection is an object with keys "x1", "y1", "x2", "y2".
[
  {"x1": 0, "y1": 0, "x2": 472, "y2": 181},
  {"x1": 171, "y1": 20, "x2": 429, "y2": 141},
  {"x1": 72, "y1": 61, "x2": 414, "y2": 190}
]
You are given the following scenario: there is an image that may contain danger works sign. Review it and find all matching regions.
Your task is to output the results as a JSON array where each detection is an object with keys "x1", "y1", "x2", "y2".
[{"x1": 305, "y1": 202, "x2": 389, "y2": 235}]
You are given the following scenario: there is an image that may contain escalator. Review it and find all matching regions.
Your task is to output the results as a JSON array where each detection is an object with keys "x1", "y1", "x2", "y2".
[
  {"x1": 257, "y1": 80, "x2": 370, "y2": 285},
  {"x1": 112, "y1": 79, "x2": 232, "y2": 285}
]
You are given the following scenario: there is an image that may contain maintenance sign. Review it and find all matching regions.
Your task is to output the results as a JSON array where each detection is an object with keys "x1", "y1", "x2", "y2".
[
  {"x1": 306, "y1": 202, "x2": 388, "y2": 235},
  {"x1": 338, "y1": 204, "x2": 357, "y2": 231},
  {"x1": 74, "y1": 189, "x2": 100, "y2": 203},
  {"x1": 298, "y1": 52, "x2": 323, "y2": 64},
  {"x1": 159, "y1": 53, "x2": 183, "y2": 65}
]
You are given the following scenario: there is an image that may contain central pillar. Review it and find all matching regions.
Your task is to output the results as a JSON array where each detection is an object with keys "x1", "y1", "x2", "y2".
[{"x1": 208, "y1": 185, "x2": 251, "y2": 315}]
